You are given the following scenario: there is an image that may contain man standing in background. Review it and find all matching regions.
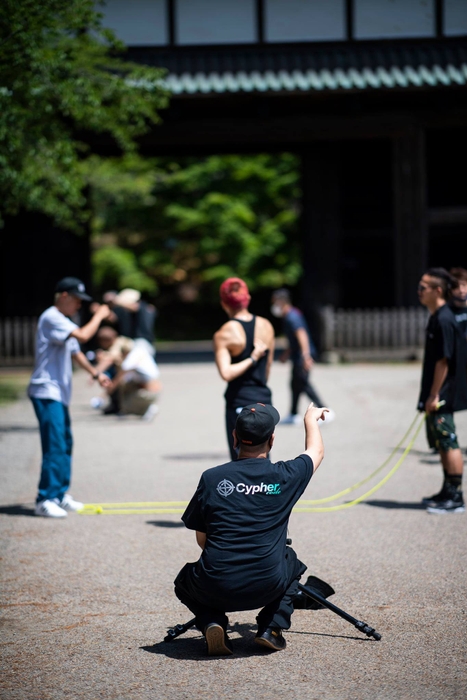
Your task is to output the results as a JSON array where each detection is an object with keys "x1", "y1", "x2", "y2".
[
  {"x1": 449, "y1": 268, "x2": 467, "y2": 340},
  {"x1": 417, "y1": 268, "x2": 467, "y2": 514},
  {"x1": 270, "y1": 289, "x2": 334, "y2": 425},
  {"x1": 28, "y1": 278, "x2": 110, "y2": 518},
  {"x1": 111, "y1": 288, "x2": 157, "y2": 353}
]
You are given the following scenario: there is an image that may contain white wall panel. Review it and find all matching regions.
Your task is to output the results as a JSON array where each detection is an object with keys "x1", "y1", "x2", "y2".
[
  {"x1": 444, "y1": 0, "x2": 467, "y2": 36},
  {"x1": 176, "y1": 0, "x2": 256, "y2": 45},
  {"x1": 100, "y1": 0, "x2": 167, "y2": 46},
  {"x1": 355, "y1": 0, "x2": 435, "y2": 39},
  {"x1": 265, "y1": 0, "x2": 345, "y2": 42}
]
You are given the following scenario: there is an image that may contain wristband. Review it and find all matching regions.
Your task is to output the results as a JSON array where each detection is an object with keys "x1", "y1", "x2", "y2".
[
  {"x1": 249, "y1": 356, "x2": 257, "y2": 367},
  {"x1": 93, "y1": 372, "x2": 100, "y2": 380}
]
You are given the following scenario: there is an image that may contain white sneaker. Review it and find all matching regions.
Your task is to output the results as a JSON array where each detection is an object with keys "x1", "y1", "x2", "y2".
[
  {"x1": 57, "y1": 494, "x2": 84, "y2": 512},
  {"x1": 319, "y1": 408, "x2": 336, "y2": 424},
  {"x1": 281, "y1": 414, "x2": 302, "y2": 425},
  {"x1": 141, "y1": 403, "x2": 159, "y2": 422},
  {"x1": 90, "y1": 397, "x2": 105, "y2": 409},
  {"x1": 35, "y1": 499, "x2": 67, "y2": 518}
]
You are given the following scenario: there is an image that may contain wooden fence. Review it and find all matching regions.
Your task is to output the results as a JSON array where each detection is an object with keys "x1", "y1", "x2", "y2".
[
  {"x1": 0, "y1": 317, "x2": 37, "y2": 366},
  {"x1": 0, "y1": 309, "x2": 428, "y2": 365},
  {"x1": 319, "y1": 305, "x2": 427, "y2": 360}
]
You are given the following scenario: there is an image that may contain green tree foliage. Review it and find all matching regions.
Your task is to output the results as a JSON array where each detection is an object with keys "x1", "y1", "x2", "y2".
[
  {"x1": 89, "y1": 153, "x2": 302, "y2": 300},
  {"x1": 0, "y1": 0, "x2": 168, "y2": 229}
]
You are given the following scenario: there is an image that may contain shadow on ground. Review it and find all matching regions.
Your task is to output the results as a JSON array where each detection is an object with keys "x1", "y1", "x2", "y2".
[
  {"x1": 141, "y1": 621, "x2": 370, "y2": 660},
  {"x1": 0, "y1": 425, "x2": 37, "y2": 433},
  {"x1": 162, "y1": 453, "x2": 228, "y2": 461},
  {"x1": 0, "y1": 504, "x2": 35, "y2": 516},
  {"x1": 364, "y1": 500, "x2": 426, "y2": 510}
]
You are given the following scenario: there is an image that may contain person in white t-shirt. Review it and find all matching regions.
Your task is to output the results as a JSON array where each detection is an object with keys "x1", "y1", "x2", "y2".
[{"x1": 28, "y1": 277, "x2": 111, "y2": 518}]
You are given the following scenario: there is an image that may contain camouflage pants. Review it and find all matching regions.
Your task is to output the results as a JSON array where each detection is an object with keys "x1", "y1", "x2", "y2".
[{"x1": 425, "y1": 413, "x2": 459, "y2": 452}]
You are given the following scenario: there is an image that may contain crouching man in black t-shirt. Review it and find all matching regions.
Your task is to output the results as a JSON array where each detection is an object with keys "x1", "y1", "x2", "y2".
[{"x1": 174, "y1": 401, "x2": 327, "y2": 656}]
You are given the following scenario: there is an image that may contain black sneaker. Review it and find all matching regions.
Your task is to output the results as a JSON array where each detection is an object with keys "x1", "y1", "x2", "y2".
[
  {"x1": 255, "y1": 627, "x2": 286, "y2": 651},
  {"x1": 204, "y1": 623, "x2": 233, "y2": 656},
  {"x1": 426, "y1": 490, "x2": 465, "y2": 514},
  {"x1": 422, "y1": 484, "x2": 450, "y2": 507}
]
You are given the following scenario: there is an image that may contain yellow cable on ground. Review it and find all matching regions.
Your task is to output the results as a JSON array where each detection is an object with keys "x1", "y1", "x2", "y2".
[
  {"x1": 78, "y1": 411, "x2": 428, "y2": 515},
  {"x1": 80, "y1": 501, "x2": 188, "y2": 509},
  {"x1": 80, "y1": 507, "x2": 186, "y2": 515},
  {"x1": 300, "y1": 411, "x2": 422, "y2": 504},
  {"x1": 293, "y1": 413, "x2": 427, "y2": 512}
]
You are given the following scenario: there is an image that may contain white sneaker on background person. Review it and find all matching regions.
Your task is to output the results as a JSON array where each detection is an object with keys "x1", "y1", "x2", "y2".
[
  {"x1": 318, "y1": 408, "x2": 336, "y2": 424},
  {"x1": 141, "y1": 403, "x2": 159, "y2": 422},
  {"x1": 280, "y1": 414, "x2": 302, "y2": 425},
  {"x1": 56, "y1": 494, "x2": 84, "y2": 512},
  {"x1": 34, "y1": 500, "x2": 67, "y2": 518},
  {"x1": 90, "y1": 397, "x2": 105, "y2": 409}
]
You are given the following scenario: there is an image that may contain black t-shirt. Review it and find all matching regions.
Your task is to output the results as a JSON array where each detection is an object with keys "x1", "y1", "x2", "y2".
[
  {"x1": 418, "y1": 304, "x2": 467, "y2": 413},
  {"x1": 113, "y1": 302, "x2": 156, "y2": 344},
  {"x1": 449, "y1": 301, "x2": 467, "y2": 340},
  {"x1": 182, "y1": 454, "x2": 313, "y2": 611},
  {"x1": 283, "y1": 308, "x2": 318, "y2": 362}
]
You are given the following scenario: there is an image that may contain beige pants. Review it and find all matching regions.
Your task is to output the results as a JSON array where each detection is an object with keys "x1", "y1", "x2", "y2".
[{"x1": 119, "y1": 381, "x2": 158, "y2": 416}]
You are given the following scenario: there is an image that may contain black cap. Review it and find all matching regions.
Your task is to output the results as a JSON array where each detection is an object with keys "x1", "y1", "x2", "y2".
[
  {"x1": 55, "y1": 277, "x2": 92, "y2": 301},
  {"x1": 235, "y1": 403, "x2": 280, "y2": 446}
]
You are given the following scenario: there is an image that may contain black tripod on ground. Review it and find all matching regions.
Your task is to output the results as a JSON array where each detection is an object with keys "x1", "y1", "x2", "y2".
[{"x1": 164, "y1": 575, "x2": 381, "y2": 643}]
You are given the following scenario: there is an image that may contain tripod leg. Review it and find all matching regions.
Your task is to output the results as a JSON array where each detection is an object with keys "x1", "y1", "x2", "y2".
[
  {"x1": 164, "y1": 617, "x2": 197, "y2": 643},
  {"x1": 297, "y1": 584, "x2": 382, "y2": 641}
]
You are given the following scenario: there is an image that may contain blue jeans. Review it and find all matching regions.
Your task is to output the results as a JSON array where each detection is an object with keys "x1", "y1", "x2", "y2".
[{"x1": 30, "y1": 398, "x2": 72, "y2": 503}]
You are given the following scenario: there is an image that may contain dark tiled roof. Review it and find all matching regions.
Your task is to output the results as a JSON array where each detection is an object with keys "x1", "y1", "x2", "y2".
[{"x1": 129, "y1": 38, "x2": 467, "y2": 94}]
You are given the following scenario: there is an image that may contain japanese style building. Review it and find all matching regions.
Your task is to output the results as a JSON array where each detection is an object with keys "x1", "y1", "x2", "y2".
[
  {"x1": 102, "y1": 0, "x2": 467, "y2": 312},
  {"x1": 2, "y1": 0, "x2": 467, "y2": 318}
]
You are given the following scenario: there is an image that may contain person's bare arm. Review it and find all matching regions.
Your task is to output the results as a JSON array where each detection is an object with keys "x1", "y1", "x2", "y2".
[
  {"x1": 425, "y1": 358, "x2": 449, "y2": 413},
  {"x1": 72, "y1": 351, "x2": 110, "y2": 388},
  {"x1": 70, "y1": 305, "x2": 110, "y2": 344},
  {"x1": 295, "y1": 327, "x2": 314, "y2": 372},
  {"x1": 256, "y1": 317, "x2": 275, "y2": 381},
  {"x1": 213, "y1": 324, "x2": 267, "y2": 382},
  {"x1": 196, "y1": 531, "x2": 206, "y2": 550},
  {"x1": 106, "y1": 367, "x2": 126, "y2": 395},
  {"x1": 302, "y1": 403, "x2": 328, "y2": 472},
  {"x1": 93, "y1": 351, "x2": 115, "y2": 376}
]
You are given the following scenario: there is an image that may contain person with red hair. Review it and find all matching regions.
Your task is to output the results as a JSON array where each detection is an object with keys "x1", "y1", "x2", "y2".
[{"x1": 214, "y1": 278, "x2": 275, "y2": 459}]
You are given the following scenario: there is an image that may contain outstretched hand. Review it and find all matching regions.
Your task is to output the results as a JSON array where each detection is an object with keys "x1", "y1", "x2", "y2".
[{"x1": 305, "y1": 402, "x2": 329, "y2": 423}]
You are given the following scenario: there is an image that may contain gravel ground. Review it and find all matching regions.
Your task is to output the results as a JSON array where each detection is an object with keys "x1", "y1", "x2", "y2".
[{"x1": 1, "y1": 362, "x2": 466, "y2": 700}]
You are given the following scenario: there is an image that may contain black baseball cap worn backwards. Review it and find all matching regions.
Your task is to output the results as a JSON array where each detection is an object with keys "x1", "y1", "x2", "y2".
[
  {"x1": 236, "y1": 403, "x2": 281, "y2": 445},
  {"x1": 55, "y1": 277, "x2": 92, "y2": 301}
]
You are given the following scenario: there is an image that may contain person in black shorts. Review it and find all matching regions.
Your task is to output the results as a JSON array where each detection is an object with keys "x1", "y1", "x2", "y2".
[
  {"x1": 174, "y1": 401, "x2": 328, "y2": 656},
  {"x1": 214, "y1": 278, "x2": 275, "y2": 460},
  {"x1": 417, "y1": 268, "x2": 467, "y2": 514}
]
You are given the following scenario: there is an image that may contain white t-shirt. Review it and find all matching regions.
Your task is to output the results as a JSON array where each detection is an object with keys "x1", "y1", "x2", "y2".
[
  {"x1": 121, "y1": 339, "x2": 160, "y2": 382},
  {"x1": 28, "y1": 306, "x2": 80, "y2": 406}
]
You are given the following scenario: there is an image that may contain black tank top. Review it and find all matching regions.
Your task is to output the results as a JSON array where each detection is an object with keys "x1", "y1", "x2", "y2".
[{"x1": 224, "y1": 317, "x2": 272, "y2": 407}]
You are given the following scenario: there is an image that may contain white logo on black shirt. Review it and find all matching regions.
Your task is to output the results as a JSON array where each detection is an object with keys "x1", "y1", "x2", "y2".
[
  {"x1": 216, "y1": 479, "x2": 281, "y2": 497},
  {"x1": 217, "y1": 479, "x2": 235, "y2": 497}
]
